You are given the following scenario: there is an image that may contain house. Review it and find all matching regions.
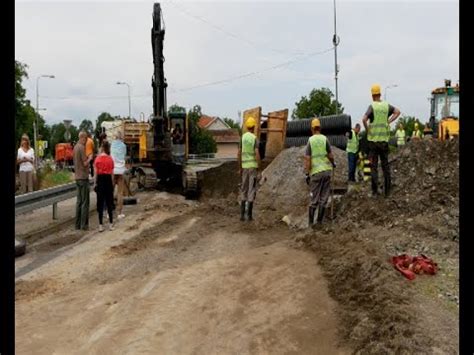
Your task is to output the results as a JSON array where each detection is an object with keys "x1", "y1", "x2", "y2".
[
  {"x1": 198, "y1": 115, "x2": 231, "y2": 131},
  {"x1": 198, "y1": 115, "x2": 240, "y2": 159}
]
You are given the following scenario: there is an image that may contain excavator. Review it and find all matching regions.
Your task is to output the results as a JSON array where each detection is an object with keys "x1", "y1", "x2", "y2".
[
  {"x1": 428, "y1": 79, "x2": 459, "y2": 140},
  {"x1": 101, "y1": 3, "x2": 289, "y2": 197}
]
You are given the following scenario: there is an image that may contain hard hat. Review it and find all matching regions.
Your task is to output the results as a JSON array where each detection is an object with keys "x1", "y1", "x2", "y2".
[
  {"x1": 371, "y1": 84, "x2": 381, "y2": 95},
  {"x1": 311, "y1": 118, "x2": 321, "y2": 128},
  {"x1": 246, "y1": 117, "x2": 256, "y2": 128},
  {"x1": 414, "y1": 122, "x2": 419, "y2": 128}
]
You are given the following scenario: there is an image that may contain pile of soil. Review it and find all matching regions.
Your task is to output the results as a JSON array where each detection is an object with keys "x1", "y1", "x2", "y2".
[
  {"x1": 255, "y1": 139, "x2": 459, "y2": 353},
  {"x1": 257, "y1": 145, "x2": 348, "y2": 221}
]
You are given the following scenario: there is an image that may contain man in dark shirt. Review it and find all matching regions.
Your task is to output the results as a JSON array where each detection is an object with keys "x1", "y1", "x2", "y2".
[
  {"x1": 362, "y1": 84, "x2": 400, "y2": 197},
  {"x1": 73, "y1": 131, "x2": 92, "y2": 230}
]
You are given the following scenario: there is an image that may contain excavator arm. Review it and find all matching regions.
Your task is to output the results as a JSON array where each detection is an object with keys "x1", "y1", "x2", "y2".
[{"x1": 151, "y1": 3, "x2": 168, "y2": 148}]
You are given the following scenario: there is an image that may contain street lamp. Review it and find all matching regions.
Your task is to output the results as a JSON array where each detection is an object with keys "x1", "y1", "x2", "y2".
[
  {"x1": 384, "y1": 84, "x2": 398, "y2": 101},
  {"x1": 116, "y1": 81, "x2": 131, "y2": 119},
  {"x1": 332, "y1": 0, "x2": 340, "y2": 114},
  {"x1": 35, "y1": 74, "x2": 55, "y2": 169}
]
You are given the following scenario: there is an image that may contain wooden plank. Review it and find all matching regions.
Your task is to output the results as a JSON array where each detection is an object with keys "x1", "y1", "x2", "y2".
[
  {"x1": 242, "y1": 107, "x2": 262, "y2": 139},
  {"x1": 265, "y1": 109, "x2": 288, "y2": 159}
]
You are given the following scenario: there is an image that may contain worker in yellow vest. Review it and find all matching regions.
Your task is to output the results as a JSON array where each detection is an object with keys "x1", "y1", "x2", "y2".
[
  {"x1": 304, "y1": 118, "x2": 336, "y2": 228},
  {"x1": 395, "y1": 123, "x2": 406, "y2": 147},
  {"x1": 412, "y1": 123, "x2": 423, "y2": 140},
  {"x1": 362, "y1": 84, "x2": 401, "y2": 197},
  {"x1": 238, "y1": 117, "x2": 261, "y2": 221},
  {"x1": 345, "y1": 123, "x2": 360, "y2": 182}
]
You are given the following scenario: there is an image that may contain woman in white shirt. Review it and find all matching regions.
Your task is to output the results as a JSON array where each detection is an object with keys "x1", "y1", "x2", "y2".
[{"x1": 17, "y1": 134, "x2": 35, "y2": 193}]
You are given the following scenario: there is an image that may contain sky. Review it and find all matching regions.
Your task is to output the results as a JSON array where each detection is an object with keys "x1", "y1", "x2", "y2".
[{"x1": 15, "y1": 1, "x2": 459, "y2": 128}]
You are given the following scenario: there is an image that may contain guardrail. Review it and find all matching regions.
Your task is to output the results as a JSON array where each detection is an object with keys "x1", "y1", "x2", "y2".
[{"x1": 15, "y1": 179, "x2": 93, "y2": 219}]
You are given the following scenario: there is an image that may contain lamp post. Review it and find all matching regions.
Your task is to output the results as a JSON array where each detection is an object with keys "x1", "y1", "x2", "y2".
[
  {"x1": 384, "y1": 84, "x2": 398, "y2": 101},
  {"x1": 35, "y1": 74, "x2": 55, "y2": 169},
  {"x1": 116, "y1": 81, "x2": 131, "y2": 119},
  {"x1": 332, "y1": 0, "x2": 340, "y2": 114}
]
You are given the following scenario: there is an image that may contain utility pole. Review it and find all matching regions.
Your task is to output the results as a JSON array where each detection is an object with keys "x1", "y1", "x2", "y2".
[
  {"x1": 333, "y1": 0, "x2": 340, "y2": 114},
  {"x1": 35, "y1": 74, "x2": 55, "y2": 169}
]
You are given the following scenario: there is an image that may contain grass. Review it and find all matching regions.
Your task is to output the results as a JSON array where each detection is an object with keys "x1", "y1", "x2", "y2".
[{"x1": 39, "y1": 170, "x2": 74, "y2": 189}]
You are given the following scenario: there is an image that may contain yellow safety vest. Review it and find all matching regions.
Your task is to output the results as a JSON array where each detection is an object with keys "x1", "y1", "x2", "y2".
[
  {"x1": 309, "y1": 134, "x2": 332, "y2": 176},
  {"x1": 241, "y1": 132, "x2": 258, "y2": 169},
  {"x1": 368, "y1": 101, "x2": 390, "y2": 142},
  {"x1": 346, "y1": 129, "x2": 359, "y2": 153}
]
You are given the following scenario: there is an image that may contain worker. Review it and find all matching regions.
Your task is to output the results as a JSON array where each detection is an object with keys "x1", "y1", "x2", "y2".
[
  {"x1": 423, "y1": 125, "x2": 433, "y2": 139},
  {"x1": 238, "y1": 117, "x2": 261, "y2": 221},
  {"x1": 362, "y1": 84, "x2": 401, "y2": 197},
  {"x1": 304, "y1": 118, "x2": 336, "y2": 228},
  {"x1": 345, "y1": 123, "x2": 360, "y2": 183},
  {"x1": 412, "y1": 123, "x2": 423, "y2": 140},
  {"x1": 86, "y1": 132, "x2": 95, "y2": 177},
  {"x1": 395, "y1": 123, "x2": 406, "y2": 147}
]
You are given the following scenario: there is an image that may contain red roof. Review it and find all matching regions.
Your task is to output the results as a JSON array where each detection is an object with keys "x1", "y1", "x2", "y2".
[
  {"x1": 210, "y1": 129, "x2": 240, "y2": 143},
  {"x1": 198, "y1": 115, "x2": 217, "y2": 129}
]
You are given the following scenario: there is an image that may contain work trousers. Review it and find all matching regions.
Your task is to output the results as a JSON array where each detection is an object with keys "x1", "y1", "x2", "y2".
[
  {"x1": 347, "y1": 152, "x2": 357, "y2": 182},
  {"x1": 368, "y1": 141, "x2": 391, "y2": 194},
  {"x1": 89, "y1": 158, "x2": 94, "y2": 177},
  {"x1": 19, "y1": 171, "x2": 34, "y2": 194},
  {"x1": 114, "y1": 174, "x2": 124, "y2": 214},
  {"x1": 96, "y1": 174, "x2": 114, "y2": 225},
  {"x1": 75, "y1": 179, "x2": 90, "y2": 230},
  {"x1": 240, "y1": 168, "x2": 258, "y2": 202},
  {"x1": 309, "y1": 170, "x2": 331, "y2": 209}
]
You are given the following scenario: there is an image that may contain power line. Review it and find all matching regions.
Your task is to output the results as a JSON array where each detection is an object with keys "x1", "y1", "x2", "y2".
[
  {"x1": 39, "y1": 46, "x2": 333, "y2": 100},
  {"x1": 170, "y1": 46, "x2": 334, "y2": 92},
  {"x1": 167, "y1": 1, "x2": 309, "y2": 56}
]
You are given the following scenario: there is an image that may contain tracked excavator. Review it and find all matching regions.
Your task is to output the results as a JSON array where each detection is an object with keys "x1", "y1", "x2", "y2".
[{"x1": 102, "y1": 3, "x2": 290, "y2": 197}]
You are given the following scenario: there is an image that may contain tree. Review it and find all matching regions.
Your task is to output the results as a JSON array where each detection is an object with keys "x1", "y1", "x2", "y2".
[
  {"x1": 292, "y1": 87, "x2": 343, "y2": 119},
  {"x1": 169, "y1": 104, "x2": 186, "y2": 113},
  {"x1": 95, "y1": 112, "x2": 115, "y2": 139},
  {"x1": 391, "y1": 115, "x2": 424, "y2": 139},
  {"x1": 50, "y1": 123, "x2": 79, "y2": 155},
  {"x1": 15, "y1": 60, "x2": 47, "y2": 147},
  {"x1": 222, "y1": 117, "x2": 239, "y2": 129},
  {"x1": 79, "y1": 119, "x2": 94, "y2": 134},
  {"x1": 186, "y1": 104, "x2": 217, "y2": 154}
]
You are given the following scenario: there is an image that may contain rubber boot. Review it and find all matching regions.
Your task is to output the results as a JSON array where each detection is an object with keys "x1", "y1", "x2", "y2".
[
  {"x1": 384, "y1": 175, "x2": 391, "y2": 197},
  {"x1": 308, "y1": 207, "x2": 316, "y2": 228},
  {"x1": 317, "y1": 207, "x2": 326, "y2": 224},
  {"x1": 247, "y1": 202, "x2": 254, "y2": 221},
  {"x1": 240, "y1": 201, "x2": 246, "y2": 221}
]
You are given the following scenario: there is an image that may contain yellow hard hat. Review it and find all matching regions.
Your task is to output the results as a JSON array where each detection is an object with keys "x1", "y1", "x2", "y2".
[
  {"x1": 371, "y1": 84, "x2": 381, "y2": 95},
  {"x1": 246, "y1": 117, "x2": 256, "y2": 128},
  {"x1": 311, "y1": 118, "x2": 321, "y2": 128},
  {"x1": 415, "y1": 122, "x2": 419, "y2": 128}
]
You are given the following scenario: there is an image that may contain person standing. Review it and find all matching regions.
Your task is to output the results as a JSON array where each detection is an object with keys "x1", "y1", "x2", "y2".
[
  {"x1": 412, "y1": 123, "x2": 423, "y2": 140},
  {"x1": 395, "y1": 123, "x2": 406, "y2": 147},
  {"x1": 362, "y1": 84, "x2": 401, "y2": 197},
  {"x1": 94, "y1": 141, "x2": 115, "y2": 232},
  {"x1": 73, "y1": 131, "x2": 92, "y2": 230},
  {"x1": 238, "y1": 117, "x2": 261, "y2": 221},
  {"x1": 345, "y1": 123, "x2": 360, "y2": 183},
  {"x1": 111, "y1": 131, "x2": 127, "y2": 219},
  {"x1": 304, "y1": 118, "x2": 336, "y2": 228},
  {"x1": 17, "y1": 134, "x2": 35, "y2": 194},
  {"x1": 86, "y1": 132, "x2": 95, "y2": 177}
]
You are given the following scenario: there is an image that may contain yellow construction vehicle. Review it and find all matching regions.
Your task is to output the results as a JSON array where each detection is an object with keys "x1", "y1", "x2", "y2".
[{"x1": 428, "y1": 79, "x2": 459, "y2": 140}]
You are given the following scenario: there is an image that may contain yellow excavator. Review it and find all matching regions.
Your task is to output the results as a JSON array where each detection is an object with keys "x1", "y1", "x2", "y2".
[{"x1": 428, "y1": 79, "x2": 459, "y2": 140}]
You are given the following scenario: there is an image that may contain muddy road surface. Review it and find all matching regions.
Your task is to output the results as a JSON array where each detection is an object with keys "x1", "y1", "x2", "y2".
[{"x1": 15, "y1": 192, "x2": 350, "y2": 354}]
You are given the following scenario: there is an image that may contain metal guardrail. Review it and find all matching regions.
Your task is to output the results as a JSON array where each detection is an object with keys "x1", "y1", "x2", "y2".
[{"x1": 15, "y1": 179, "x2": 93, "y2": 219}]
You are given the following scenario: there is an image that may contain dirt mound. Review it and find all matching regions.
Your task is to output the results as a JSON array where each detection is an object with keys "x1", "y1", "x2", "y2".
[
  {"x1": 338, "y1": 139, "x2": 459, "y2": 241},
  {"x1": 257, "y1": 146, "x2": 348, "y2": 221}
]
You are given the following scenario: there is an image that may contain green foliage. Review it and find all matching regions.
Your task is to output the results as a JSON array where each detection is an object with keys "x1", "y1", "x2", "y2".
[
  {"x1": 185, "y1": 104, "x2": 217, "y2": 154},
  {"x1": 391, "y1": 115, "x2": 425, "y2": 138},
  {"x1": 37, "y1": 169, "x2": 73, "y2": 189},
  {"x1": 292, "y1": 87, "x2": 343, "y2": 119},
  {"x1": 169, "y1": 104, "x2": 186, "y2": 113},
  {"x1": 95, "y1": 112, "x2": 115, "y2": 139},
  {"x1": 78, "y1": 119, "x2": 94, "y2": 134}
]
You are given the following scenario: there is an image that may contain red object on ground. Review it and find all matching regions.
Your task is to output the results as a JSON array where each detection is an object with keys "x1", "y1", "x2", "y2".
[
  {"x1": 55, "y1": 143, "x2": 74, "y2": 163},
  {"x1": 390, "y1": 254, "x2": 438, "y2": 280}
]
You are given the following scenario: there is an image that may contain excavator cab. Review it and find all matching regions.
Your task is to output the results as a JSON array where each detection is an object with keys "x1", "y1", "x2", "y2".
[
  {"x1": 169, "y1": 111, "x2": 188, "y2": 165},
  {"x1": 429, "y1": 80, "x2": 459, "y2": 140}
]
